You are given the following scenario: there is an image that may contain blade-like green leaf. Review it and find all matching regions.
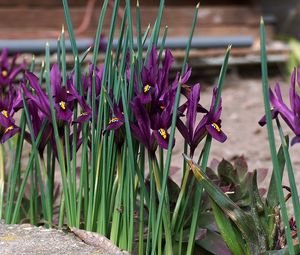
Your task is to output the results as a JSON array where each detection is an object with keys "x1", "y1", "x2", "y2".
[
  {"x1": 184, "y1": 154, "x2": 260, "y2": 247},
  {"x1": 260, "y1": 18, "x2": 294, "y2": 254},
  {"x1": 267, "y1": 136, "x2": 288, "y2": 207},
  {"x1": 211, "y1": 199, "x2": 248, "y2": 255}
]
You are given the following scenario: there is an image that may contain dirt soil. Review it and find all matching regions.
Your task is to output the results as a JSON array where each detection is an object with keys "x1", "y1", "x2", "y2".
[{"x1": 171, "y1": 74, "x2": 300, "y2": 196}]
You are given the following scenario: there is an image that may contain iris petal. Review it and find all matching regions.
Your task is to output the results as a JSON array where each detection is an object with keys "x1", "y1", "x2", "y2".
[{"x1": 206, "y1": 123, "x2": 227, "y2": 143}]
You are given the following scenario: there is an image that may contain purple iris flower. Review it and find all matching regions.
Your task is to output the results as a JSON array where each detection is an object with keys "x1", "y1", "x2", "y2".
[
  {"x1": 104, "y1": 102, "x2": 125, "y2": 148},
  {"x1": 130, "y1": 97, "x2": 173, "y2": 153},
  {"x1": 50, "y1": 64, "x2": 76, "y2": 122},
  {"x1": 259, "y1": 68, "x2": 300, "y2": 145},
  {"x1": 177, "y1": 85, "x2": 227, "y2": 156},
  {"x1": 24, "y1": 64, "x2": 79, "y2": 123},
  {"x1": 0, "y1": 48, "x2": 26, "y2": 88},
  {"x1": 0, "y1": 90, "x2": 21, "y2": 143},
  {"x1": 133, "y1": 47, "x2": 189, "y2": 105},
  {"x1": 106, "y1": 103, "x2": 124, "y2": 132}
]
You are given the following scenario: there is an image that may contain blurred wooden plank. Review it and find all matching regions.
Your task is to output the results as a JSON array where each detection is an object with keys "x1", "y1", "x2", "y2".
[
  {"x1": 0, "y1": 0, "x2": 85, "y2": 7},
  {"x1": 0, "y1": 5, "x2": 266, "y2": 40},
  {"x1": 0, "y1": 0, "x2": 253, "y2": 7}
]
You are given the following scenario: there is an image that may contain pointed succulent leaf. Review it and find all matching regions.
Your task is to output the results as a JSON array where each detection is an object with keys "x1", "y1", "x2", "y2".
[
  {"x1": 217, "y1": 159, "x2": 238, "y2": 184},
  {"x1": 249, "y1": 171, "x2": 269, "y2": 252},
  {"x1": 233, "y1": 156, "x2": 248, "y2": 181},
  {"x1": 256, "y1": 167, "x2": 269, "y2": 184}
]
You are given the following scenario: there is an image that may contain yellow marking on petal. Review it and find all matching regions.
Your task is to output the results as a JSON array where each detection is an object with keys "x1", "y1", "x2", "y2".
[
  {"x1": 1, "y1": 70, "x2": 8, "y2": 78},
  {"x1": 109, "y1": 117, "x2": 119, "y2": 124},
  {"x1": 143, "y1": 84, "x2": 151, "y2": 94},
  {"x1": 59, "y1": 101, "x2": 66, "y2": 110},
  {"x1": 1, "y1": 110, "x2": 8, "y2": 118},
  {"x1": 160, "y1": 105, "x2": 165, "y2": 110},
  {"x1": 158, "y1": 128, "x2": 167, "y2": 140},
  {"x1": 4, "y1": 125, "x2": 13, "y2": 134},
  {"x1": 211, "y1": 122, "x2": 221, "y2": 132}
]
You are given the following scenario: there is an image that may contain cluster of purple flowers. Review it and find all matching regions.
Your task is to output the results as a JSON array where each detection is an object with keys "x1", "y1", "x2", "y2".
[
  {"x1": 0, "y1": 49, "x2": 26, "y2": 143},
  {"x1": 0, "y1": 47, "x2": 227, "y2": 157},
  {"x1": 259, "y1": 68, "x2": 300, "y2": 145},
  {"x1": 106, "y1": 47, "x2": 227, "y2": 156}
]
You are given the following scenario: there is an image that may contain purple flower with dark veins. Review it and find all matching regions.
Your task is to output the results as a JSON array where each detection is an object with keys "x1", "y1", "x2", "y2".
[
  {"x1": 0, "y1": 90, "x2": 21, "y2": 143},
  {"x1": 24, "y1": 64, "x2": 79, "y2": 123},
  {"x1": 50, "y1": 64, "x2": 75, "y2": 122},
  {"x1": 194, "y1": 87, "x2": 227, "y2": 143},
  {"x1": 0, "y1": 48, "x2": 26, "y2": 88},
  {"x1": 106, "y1": 103, "x2": 124, "y2": 132},
  {"x1": 177, "y1": 85, "x2": 226, "y2": 156},
  {"x1": 104, "y1": 102, "x2": 125, "y2": 148},
  {"x1": 130, "y1": 97, "x2": 173, "y2": 153},
  {"x1": 134, "y1": 47, "x2": 181, "y2": 105},
  {"x1": 177, "y1": 83, "x2": 207, "y2": 155},
  {"x1": 259, "y1": 68, "x2": 300, "y2": 145}
]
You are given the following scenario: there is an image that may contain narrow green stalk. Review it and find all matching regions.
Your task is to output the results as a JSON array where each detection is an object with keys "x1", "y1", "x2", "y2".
[
  {"x1": 120, "y1": 80, "x2": 137, "y2": 253},
  {"x1": 149, "y1": 154, "x2": 172, "y2": 254},
  {"x1": 186, "y1": 44, "x2": 231, "y2": 254},
  {"x1": 158, "y1": 26, "x2": 168, "y2": 62},
  {"x1": 152, "y1": 4, "x2": 200, "y2": 253},
  {"x1": 29, "y1": 164, "x2": 37, "y2": 225},
  {"x1": 62, "y1": 0, "x2": 78, "y2": 56},
  {"x1": 57, "y1": 37, "x2": 61, "y2": 69},
  {"x1": 114, "y1": 9, "x2": 127, "y2": 68},
  {"x1": 142, "y1": 24, "x2": 151, "y2": 47},
  {"x1": 73, "y1": 56, "x2": 80, "y2": 227},
  {"x1": 145, "y1": 0, "x2": 165, "y2": 61},
  {"x1": 89, "y1": 1, "x2": 120, "y2": 231},
  {"x1": 260, "y1": 18, "x2": 294, "y2": 254},
  {"x1": 0, "y1": 145, "x2": 4, "y2": 219},
  {"x1": 60, "y1": 26, "x2": 77, "y2": 226},
  {"x1": 110, "y1": 149, "x2": 126, "y2": 245},
  {"x1": 58, "y1": 193, "x2": 65, "y2": 227},
  {"x1": 44, "y1": 43, "x2": 73, "y2": 226},
  {"x1": 171, "y1": 165, "x2": 190, "y2": 230},
  {"x1": 22, "y1": 91, "x2": 52, "y2": 225},
  {"x1": 276, "y1": 118, "x2": 300, "y2": 245},
  {"x1": 11, "y1": 121, "x2": 48, "y2": 223},
  {"x1": 5, "y1": 111, "x2": 26, "y2": 223},
  {"x1": 92, "y1": 0, "x2": 109, "y2": 66},
  {"x1": 136, "y1": 0, "x2": 143, "y2": 72},
  {"x1": 146, "y1": 168, "x2": 157, "y2": 255}
]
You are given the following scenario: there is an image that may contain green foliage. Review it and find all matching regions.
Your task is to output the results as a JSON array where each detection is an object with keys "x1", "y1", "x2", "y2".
[{"x1": 184, "y1": 153, "x2": 297, "y2": 255}]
